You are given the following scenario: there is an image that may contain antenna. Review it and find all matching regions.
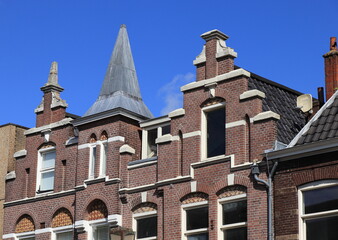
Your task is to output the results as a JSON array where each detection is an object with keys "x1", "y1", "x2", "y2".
[{"x1": 297, "y1": 94, "x2": 313, "y2": 113}]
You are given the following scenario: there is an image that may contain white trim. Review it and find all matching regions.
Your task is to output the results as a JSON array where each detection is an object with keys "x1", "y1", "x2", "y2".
[
  {"x1": 36, "y1": 147, "x2": 56, "y2": 193},
  {"x1": 218, "y1": 194, "x2": 247, "y2": 240},
  {"x1": 180, "y1": 68, "x2": 250, "y2": 92},
  {"x1": 14, "y1": 149, "x2": 27, "y2": 158},
  {"x1": 227, "y1": 174, "x2": 234, "y2": 186},
  {"x1": 182, "y1": 201, "x2": 208, "y2": 240},
  {"x1": 298, "y1": 180, "x2": 338, "y2": 240},
  {"x1": 182, "y1": 131, "x2": 201, "y2": 139},
  {"x1": 140, "y1": 117, "x2": 170, "y2": 128},
  {"x1": 225, "y1": 120, "x2": 246, "y2": 129},
  {"x1": 191, "y1": 181, "x2": 197, "y2": 192},
  {"x1": 141, "y1": 192, "x2": 147, "y2": 203},
  {"x1": 107, "y1": 136, "x2": 125, "y2": 143},
  {"x1": 252, "y1": 111, "x2": 280, "y2": 122},
  {"x1": 78, "y1": 136, "x2": 125, "y2": 150},
  {"x1": 24, "y1": 118, "x2": 72, "y2": 135},
  {"x1": 120, "y1": 144, "x2": 135, "y2": 154},
  {"x1": 240, "y1": 89, "x2": 266, "y2": 100},
  {"x1": 88, "y1": 144, "x2": 97, "y2": 179},
  {"x1": 133, "y1": 210, "x2": 157, "y2": 240},
  {"x1": 99, "y1": 141, "x2": 107, "y2": 177},
  {"x1": 201, "y1": 102, "x2": 226, "y2": 160},
  {"x1": 155, "y1": 134, "x2": 172, "y2": 144},
  {"x1": 127, "y1": 160, "x2": 157, "y2": 170},
  {"x1": 168, "y1": 108, "x2": 185, "y2": 118}
]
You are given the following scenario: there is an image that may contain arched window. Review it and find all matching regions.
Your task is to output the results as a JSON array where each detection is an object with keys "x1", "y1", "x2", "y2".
[
  {"x1": 52, "y1": 208, "x2": 73, "y2": 240},
  {"x1": 88, "y1": 134, "x2": 97, "y2": 179},
  {"x1": 299, "y1": 180, "x2": 338, "y2": 240},
  {"x1": 37, "y1": 144, "x2": 56, "y2": 193},
  {"x1": 181, "y1": 192, "x2": 209, "y2": 240},
  {"x1": 87, "y1": 199, "x2": 109, "y2": 240},
  {"x1": 217, "y1": 185, "x2": 247, "y2": 240},
  {"x1": 15, "y1": 215, "x2": 35, "y2": 239},
  {"x1": 132, "y1": 203, "x2": 157, "y2": 239},
  {"x1": 99, "y1": 131, "x2": 108, "y2": 177},
  {"x1": 201, "y1": 98, "x2": 226, "y2": 159}
]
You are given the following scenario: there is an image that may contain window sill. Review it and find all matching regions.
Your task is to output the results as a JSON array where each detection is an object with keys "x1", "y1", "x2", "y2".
[{"x1": 136, "y1": 237, "x2": 157, "y2": 240}]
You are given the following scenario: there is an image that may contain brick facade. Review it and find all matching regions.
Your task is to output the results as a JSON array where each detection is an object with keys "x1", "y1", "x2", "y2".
[{"x1": 3, "y1": 28, "x2": 308, "y2": 240}]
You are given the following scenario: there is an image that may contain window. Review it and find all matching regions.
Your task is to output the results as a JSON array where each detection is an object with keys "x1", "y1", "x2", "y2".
[
  {"x1": 201, "y1": 103, "x2": 225, "y2": 159},
  {"x1": 93, "y1": 225, "x2": 109, "y2": 240},
  {"x1": 89, "y1": 145, "x2": 97, "y2": 179},
  {"x1": 99, "y1": 142, "x2": 107, "y2": 177},
  {"x1": 299, "y1": 181, "x2": 338, "y2": 240},
  {"x1": 141, "y1": 124, "x2": 170, "y2": 159},
  {"x1": 134, "y1": 211, "x2": 157, "y2": 239},
  {"x1": 37, "y1": 148, "x2": 56, "y2": 193},
  {"x1": 183, "y1": 202, "x2": 209, "y2": 240},
  {"x1": 219, "y1": 194, "x2": 247, "y2": 240},
  {"x1": 56, "y1": 231, "x2": 73, "y2": 240}
]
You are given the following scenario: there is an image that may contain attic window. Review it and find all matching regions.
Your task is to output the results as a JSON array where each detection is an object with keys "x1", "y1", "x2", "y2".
[{"x1": 141, "y1": 124, "x2": 171, "y2": 159}]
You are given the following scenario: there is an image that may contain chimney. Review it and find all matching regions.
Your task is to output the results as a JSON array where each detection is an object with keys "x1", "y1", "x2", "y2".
[
  {"x1": 323, "y1": 37, "x2": 338, "y2": 100},
  {"x1": 35, "y1": 62, "x2": 68, "y2": 127},
  {"x1": 193, "y1": 29, "x2": 237, "y2": 81}
]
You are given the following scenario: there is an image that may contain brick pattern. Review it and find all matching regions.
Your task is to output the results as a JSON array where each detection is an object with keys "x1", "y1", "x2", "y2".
[
  {"x1": 51, "y1": 208, "x2": 73, "y2": 228},
  {"x1": 87, "y1": 199, "x2": 108, "y2": 220},
  {"x1": 217, "y1": 185, "x2": 246, "y2": 199},
  {"x1": 132, "y1": 203, "x2": 157, "y2": 213},
  {"x1": 181, "y1": 192, "x2": 208, "y2": 204},
  {"x1": 15, "y1": 215, "x2": 34, "y2": 233}
]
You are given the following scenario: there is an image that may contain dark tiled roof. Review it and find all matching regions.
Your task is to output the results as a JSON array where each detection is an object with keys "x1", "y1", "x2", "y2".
[
  {"x1": 294, "y1": 94, "x2": 338, "y2": 145},
  {"x1": 248, "y1": 74, "x2": 307, "y2": 144}
]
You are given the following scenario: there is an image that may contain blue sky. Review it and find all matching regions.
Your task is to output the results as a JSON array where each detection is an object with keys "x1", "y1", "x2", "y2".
[{"x1": 1, "y1": 0, "x2": 337, "y2": 128}]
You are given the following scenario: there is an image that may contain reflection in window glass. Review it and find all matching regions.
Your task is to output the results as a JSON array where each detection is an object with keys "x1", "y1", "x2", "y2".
[
  {"x1": 162, "y1": 125, "x2": 171, "y2": 135},
  {"x1": 224, "y1": 227, "x2": 247, "y2": 240},
  {"x1": 56, "y1": 231, "x2": 72, "y2": 240},
  {"x1": 206, "y1": 108, "x2": 225, "y2": 158},
  {"x1": 187, "y1": 233, "x2": 208, "y2": 240},
  {"x1": 306, "y1": 215, "x2": 338, "y2": 240},
  {"x1": 303, "y1": 185, "x2": 338, "y2": 214},
  {"x1": 222, "y1": 200, "x2": 247, "y2": 225},
  {"x1": 137, "y1": 216, "x2": 157, "y2": 238},
  {"x1": 186, "y1": 207, "x2": 208, "y2": 230},
  {"x1": 147, "y1": 129, "x2": 157, "y2": 158}
]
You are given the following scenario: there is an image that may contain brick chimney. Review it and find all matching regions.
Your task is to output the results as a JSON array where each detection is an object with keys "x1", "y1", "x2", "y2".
[
  {"x1": 193, "y1": 29, "x2": 237, "y2": 81},
  {"x1": 323, "y1": 37, "x2": 338, "y2": 100},
  {"x1": 35, "y1": 62, "x2": 68, "y2": 127}
]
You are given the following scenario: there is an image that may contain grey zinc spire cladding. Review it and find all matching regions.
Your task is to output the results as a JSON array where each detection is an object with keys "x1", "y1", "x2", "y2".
[{"x1": 84, "y1": 25, "x2": 153, "y2": 118}]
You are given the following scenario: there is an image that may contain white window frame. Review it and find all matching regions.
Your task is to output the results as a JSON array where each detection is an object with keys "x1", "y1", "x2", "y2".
[
  {"x1": 99, "y1": 140, "x2": 108, "y2": 177},
  {"x1": 88, "y1": 143, "x2": 97, "y2": 179},
  {"x1": 16, "y1": 232, "x2": 35, "y2": 240},
  {"x1": 201, "y1": 102, "x2": 226, "y2": 160},
  {"x1": 182, "y1": 201, "x2": 208, "y2": 240},
  {"x1": 217, "y1": 193, "x2": 247, "y2": 240},
  {"x1": 88, "y1": 219, "x2": 110, "y2": 240},
  {"x1": 133, "y1": 210, "x2": 157, "y2": 240},
  {"x1": 52, "y1": 225, "x2": 73, "y2": 240},
  {"x1": 141, "y1": 124, "x2": 170, "y2": 159},
  {"x1": 36, "y1": 146, "x2": 56, "y2": 194},
  {"x1": 298, "y1": 180, "x2": 338, "y2": 240}
]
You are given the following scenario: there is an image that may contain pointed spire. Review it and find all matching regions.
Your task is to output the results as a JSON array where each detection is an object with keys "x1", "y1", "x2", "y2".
[
  {"x1": 84, "y1": 25, "x2": 153, "y2": 119},
  {"x1": 41, "y1": 61, "x2": 64, "y2": 93}
]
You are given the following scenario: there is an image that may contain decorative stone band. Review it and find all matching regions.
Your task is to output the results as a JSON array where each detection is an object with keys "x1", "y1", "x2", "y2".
[
  {"x1": 180, "y1": 68, "x2": 250, "y2": 92},
  {"x1": 78, "y1": 136, "x2": 125, "y2": 149},
  {"x1": 120, "y1": 144, "x2": 135, "y2": 154},
  {"x1": 252, "y1": 111, "x2": 280, "y2": 122},
  {"x1": 13, "y1": 149, "x2": 27, "y2": 158},
  {"x1": 240, "y1": 89, "x2": 266, "y2": 100},
  {"x1": 168, "y1": 108, "x2": 185, "y2": 118},
  {"x1": 24, "y1": 118, "x2": 73, "y2": 136}
]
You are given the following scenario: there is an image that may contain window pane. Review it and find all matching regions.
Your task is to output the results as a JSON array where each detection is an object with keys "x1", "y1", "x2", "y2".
[
  {"x1": 42, "y1": 151, "x2": 56, "y2": 169},
  {"x1": 306, "y1": 215, "x2": 338, "y2": 240},
  {"x1": 147, "y1": 129, "x2": 157, "y2": 157},
  {"x1": 94, "y1": 226, "x2": 109, "y2": 240},
  {"x1": 162, "y1": 125, "x2": 171, "y2": 135},
  {"x1": 303, "y1": 185, "x2": 338, "y2": 214},
  {"x1": 137, "y1": 216, "x2": 157, "y2": 238},
  {"x1": 187, "y1": 233, "x2": 208, "y2": 240},
  {"x1": 56, "y1": 231, "x2": 73, "y2": 240},
  {"x1": 206, "y1": 107, "x2": 225, "y2": 158},
  {"x1": 187, "y1": 207, "x2": 208, "y2": 230},
  {"x1": 222, "y1": 200, "x2": 247, "y2": 225},
  {"x1": 224, "y1": 227, "x2": 247, "y2": 240},
  {"x1": 40, "y1": 171, "x2": 54, "y2": 191}
]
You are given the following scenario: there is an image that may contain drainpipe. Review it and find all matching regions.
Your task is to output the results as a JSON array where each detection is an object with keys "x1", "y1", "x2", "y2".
[{"x1": 251, "y1": 160, "x2": 278, "y2": 240}]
